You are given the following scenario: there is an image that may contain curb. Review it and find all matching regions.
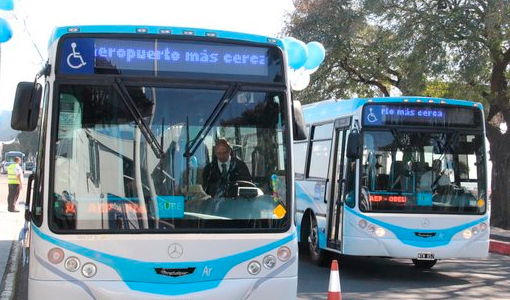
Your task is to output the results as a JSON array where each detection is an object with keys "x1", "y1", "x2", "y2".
[
  {"x1": 0, "y1": 241, "x2": 21, "y2": 300},
  {"x1": 489, "y1": 239, "x2": 510, "y2": 256}
]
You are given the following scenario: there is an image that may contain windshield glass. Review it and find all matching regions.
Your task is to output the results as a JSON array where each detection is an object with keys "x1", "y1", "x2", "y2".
[
  {"x1": 359, "y1": 129, "x2": 487, "y2": 214},
  {"x1": 51, "y1": 84, "x2": 289, "y2": 232}
]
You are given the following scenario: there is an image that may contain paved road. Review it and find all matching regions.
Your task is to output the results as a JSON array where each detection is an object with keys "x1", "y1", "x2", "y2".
[{"x1": 297, "y1": 252, "x2": 510, "y2": 300}]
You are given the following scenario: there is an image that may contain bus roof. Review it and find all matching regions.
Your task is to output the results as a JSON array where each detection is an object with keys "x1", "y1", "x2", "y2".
[
  {"x1": 303, "y1": 96, "x2": 483, "y2": 124},
  {"x1": 4, "y1": 151, "x2": 25, "y2": 158},
  {"x1": 49, "y1": 25, "x2": 284, "y2": 49},
  {"x1": 5, "y1": 151, "x2": 25, "y2": 155}
]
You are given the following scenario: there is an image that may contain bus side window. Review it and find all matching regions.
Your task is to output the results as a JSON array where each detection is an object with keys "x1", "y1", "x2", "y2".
[{"x1": 344, "y1": 159, "x2": 356, "y2": 208}]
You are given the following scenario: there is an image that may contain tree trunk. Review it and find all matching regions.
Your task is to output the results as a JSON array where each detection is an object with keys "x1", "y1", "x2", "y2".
[{"x1": 487, "y1": 124, "x2": 510, "y2": 229}]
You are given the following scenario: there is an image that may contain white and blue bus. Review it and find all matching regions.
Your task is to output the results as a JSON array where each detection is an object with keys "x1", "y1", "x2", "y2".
[
  {"x1": 294, "y1": 97, "x2": 489, "y2": 268},
  {"x1": 12, "y1": 25, "x2": 307, "y2": 299}
]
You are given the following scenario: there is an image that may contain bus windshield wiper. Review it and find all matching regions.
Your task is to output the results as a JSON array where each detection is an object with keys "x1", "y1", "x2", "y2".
[
  {"x1": 437, "y1": 131, "x2": 458, "y2": 160},
  {"x1": 391, "y1": 128, "x2": 406, "y2": 150},
  {"x1": 187, "y1": 83, "x2": 240, "y2": 156},
  {"x1": 113, "y1": 79, "x2": 165, "y2": 159}
]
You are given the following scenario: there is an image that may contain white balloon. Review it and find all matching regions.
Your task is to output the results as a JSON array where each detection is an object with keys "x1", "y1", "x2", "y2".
[{"x1": 291, "y1": 72, "x2": 310, "y2": 91}]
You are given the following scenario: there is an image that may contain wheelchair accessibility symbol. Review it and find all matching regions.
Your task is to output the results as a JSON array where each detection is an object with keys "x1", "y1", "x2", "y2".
[
  {"x1": 366, "y1": 108, "x2": 378, "y2": 123},
  {"x1": 67, "y1": 42, "x2": 87, "y2": 69}
]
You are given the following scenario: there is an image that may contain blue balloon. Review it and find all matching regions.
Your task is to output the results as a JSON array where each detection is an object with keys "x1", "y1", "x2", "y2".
[
  {"x1": 283, "y1": 36, "x2": 297, "y2": 45},
  {"x1": 0, "y1": 0, "x2": 14, "y2": 11},
  {"x1": 286, "y1": 39, "x2": 308, "y2": 70},
  {"x1": 0, "y1": 18, "x2": 13, "y2": 43},
  {"x1": 304, "y1": 42, "x2": 326, "y2": 70}
]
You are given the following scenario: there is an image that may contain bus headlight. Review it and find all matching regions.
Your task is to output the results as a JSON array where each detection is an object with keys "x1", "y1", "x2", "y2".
[
  {"x1": 375, "y1": 227, "x2": 386, "y2": 237},
  {"x1": 64, "y1": 256, "x2": 81, "y2": 272},
  {"x1": 81, "y1": 263, "x2": 97, "y2": 278},
  {"x1": 48, "y1": 248, "x2": 65, "y2": 264},
  {"x1": 262, "y1": 255, "x2": 277, "y2": 269},
  {"x1": 479, "y1": 222, "x2": 488, "y2": 232},
  {"x1": 463, "y1": 229, "x2": 473, "y2": 239},
  {"x1": 247, "y1": 261, "x2": 261, "y2": 275},
  {"x1": 472, "y1": 227, "x2": 479, "y2": 236},
  {"x1": 358, "y1": 219, "x2": 368, "y2": 229},
  {"x1": 277, "y1": 246, "x2": 291, "y2": 262}
]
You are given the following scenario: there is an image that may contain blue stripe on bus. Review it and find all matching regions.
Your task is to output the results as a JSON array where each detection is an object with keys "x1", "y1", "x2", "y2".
[
  {"x1": 344, "y1": 206, "x2": 488, "y2": 248},
  {"x1": 32, "y1": 226, "x2": 295, "y2": 295},
  {"x1": 295, "y1": 182, "x2": 325, "y2": 215}
]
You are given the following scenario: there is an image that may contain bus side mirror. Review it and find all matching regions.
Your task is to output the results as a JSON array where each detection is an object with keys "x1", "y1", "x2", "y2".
[
  {"x1": 346, "y1": 131, "x2": 361, "y2": 159},
  {"x1": 293, "y1": 100, "x2": 307, "y2": 141},
  {"x1": 11, "y1": 82, "x2": 42, "y2": 131}
]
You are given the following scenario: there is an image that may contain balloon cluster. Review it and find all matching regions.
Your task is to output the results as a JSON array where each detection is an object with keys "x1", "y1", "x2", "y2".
[
  {"x1": 0, "y1": 0, "x2": 14, "y2": 43},
  {"x1": 284, "y1": 37, "x2": 325, "y2": 91}
]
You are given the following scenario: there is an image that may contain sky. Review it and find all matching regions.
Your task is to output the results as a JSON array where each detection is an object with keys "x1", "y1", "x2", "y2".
[{"x1": 0, "y1": 0, "x2": 295, "y2": 111}]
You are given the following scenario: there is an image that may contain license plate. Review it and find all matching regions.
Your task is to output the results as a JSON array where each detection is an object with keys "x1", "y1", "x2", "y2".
[{"x1": 417, "y1": 252, "x2": 435, "y2": 260}]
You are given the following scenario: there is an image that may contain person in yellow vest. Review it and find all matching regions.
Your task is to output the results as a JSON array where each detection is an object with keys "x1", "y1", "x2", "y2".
[{"x1": 7, "y1": 156, "x2": 23, "y2": 212}]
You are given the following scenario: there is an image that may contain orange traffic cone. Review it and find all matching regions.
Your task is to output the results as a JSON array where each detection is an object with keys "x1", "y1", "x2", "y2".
[{"x1": 327, "y1": 259, "x2": 342, "y2": 300}]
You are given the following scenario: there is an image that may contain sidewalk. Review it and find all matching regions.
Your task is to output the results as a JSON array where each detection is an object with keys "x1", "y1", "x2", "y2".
[
  {"x1": 0, "y1": 205, "x2": 24, "y2": 300},
  {"x1": 489, "y1": 226, "x2": 510, "y2": 256}
]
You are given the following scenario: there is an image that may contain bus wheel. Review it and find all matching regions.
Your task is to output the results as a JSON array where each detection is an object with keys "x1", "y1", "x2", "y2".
[
  {"x1": 412, "y1": 259, "x2": 437, "y2": 269},
  {"x1": 307, "y1": 214, "x2": 329, "y2": 266}
]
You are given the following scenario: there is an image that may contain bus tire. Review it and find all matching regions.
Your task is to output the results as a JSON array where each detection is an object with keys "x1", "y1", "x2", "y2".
[
  {"x1": 412, "y1": 259, "x2": 437, "y2": 269},
  {"x1": 307, "y1": 213, "x2": 330, "y2": 266}
]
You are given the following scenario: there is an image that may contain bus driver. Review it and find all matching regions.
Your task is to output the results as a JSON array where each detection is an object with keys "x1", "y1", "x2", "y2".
[
  {"x1": 202, "y1": 138, "x2": 252, "y2": 197},
  {"x1": 419, "y1": 159, "x2": 452, "y2": 194}
]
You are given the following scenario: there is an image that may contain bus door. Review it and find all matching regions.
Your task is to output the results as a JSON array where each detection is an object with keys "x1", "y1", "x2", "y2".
[{"x1": 326, "y1": 117, "x2": 351, "y2": 250}]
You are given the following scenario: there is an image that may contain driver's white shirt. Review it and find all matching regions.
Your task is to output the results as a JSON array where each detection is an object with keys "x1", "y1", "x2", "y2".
[
  {"x1": 217, "y1": 157, "x2": 231, "y2": 172},
  {"x1": 419, "y1": 170, "x2": 450, "y2": 191}
]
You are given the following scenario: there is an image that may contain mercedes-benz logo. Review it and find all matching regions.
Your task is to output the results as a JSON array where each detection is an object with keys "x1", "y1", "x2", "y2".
[
  {"x1": 421, "y1": 218, "x2": 431, "y2": 228},
  {"x1": 168, "y1": 243, "x2": 184, "y2": 259}
]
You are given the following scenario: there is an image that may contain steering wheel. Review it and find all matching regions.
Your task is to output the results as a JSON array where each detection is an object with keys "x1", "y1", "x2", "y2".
[{"x1": 235, "y1": 180, "x2": 256, "y2": 187}]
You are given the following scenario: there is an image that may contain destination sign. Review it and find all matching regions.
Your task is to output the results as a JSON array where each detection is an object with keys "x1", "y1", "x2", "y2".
[
  {"x1": 58, "y1": 37, "x2": 282, "y2": 81},
  {"x1": 362, "y1": 104, "x2": 481, "y2": 128}
]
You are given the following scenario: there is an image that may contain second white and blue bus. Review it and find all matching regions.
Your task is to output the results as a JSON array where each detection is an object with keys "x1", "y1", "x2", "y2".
[{"x1": 294, "y1": 97, "x2": 489, "y2": 268}]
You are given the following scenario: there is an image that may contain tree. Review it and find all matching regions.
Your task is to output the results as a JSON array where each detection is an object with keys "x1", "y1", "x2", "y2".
[
  {"x1": 284, "y1": 0, "x2": 510, "y2": 227},
  {"x1": 2, "y1": 129, "x2": 40, "y2": 161},
  {"x1": 17, "y1": 130, "x2": 40, "y2": 160},
  {"x1": 283, "y1": 0, "x2": 452, "y2": 103}
]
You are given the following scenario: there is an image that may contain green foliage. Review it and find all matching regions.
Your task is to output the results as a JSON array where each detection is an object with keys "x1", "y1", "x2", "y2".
[
  {"x1": 423, "y1": 80, "x2": 489, "y2": 106},
  {"x1": 284, "y1": 0, "x2": 509, "y2": 109},
  {"x1": 3, "y1": 130, "x2": 40, "y2": 160},
  {"x1": 17, "y1": 130, "x2": 40, "y2": 158}
]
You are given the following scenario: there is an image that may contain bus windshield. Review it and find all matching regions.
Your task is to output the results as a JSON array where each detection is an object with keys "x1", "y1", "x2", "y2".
[
  {"x1": 359, "y1": 129, "x2": 487, "y2": 214},
  {"x1": 52, "y1": 83, "x2": 289, "y2": 232}
]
